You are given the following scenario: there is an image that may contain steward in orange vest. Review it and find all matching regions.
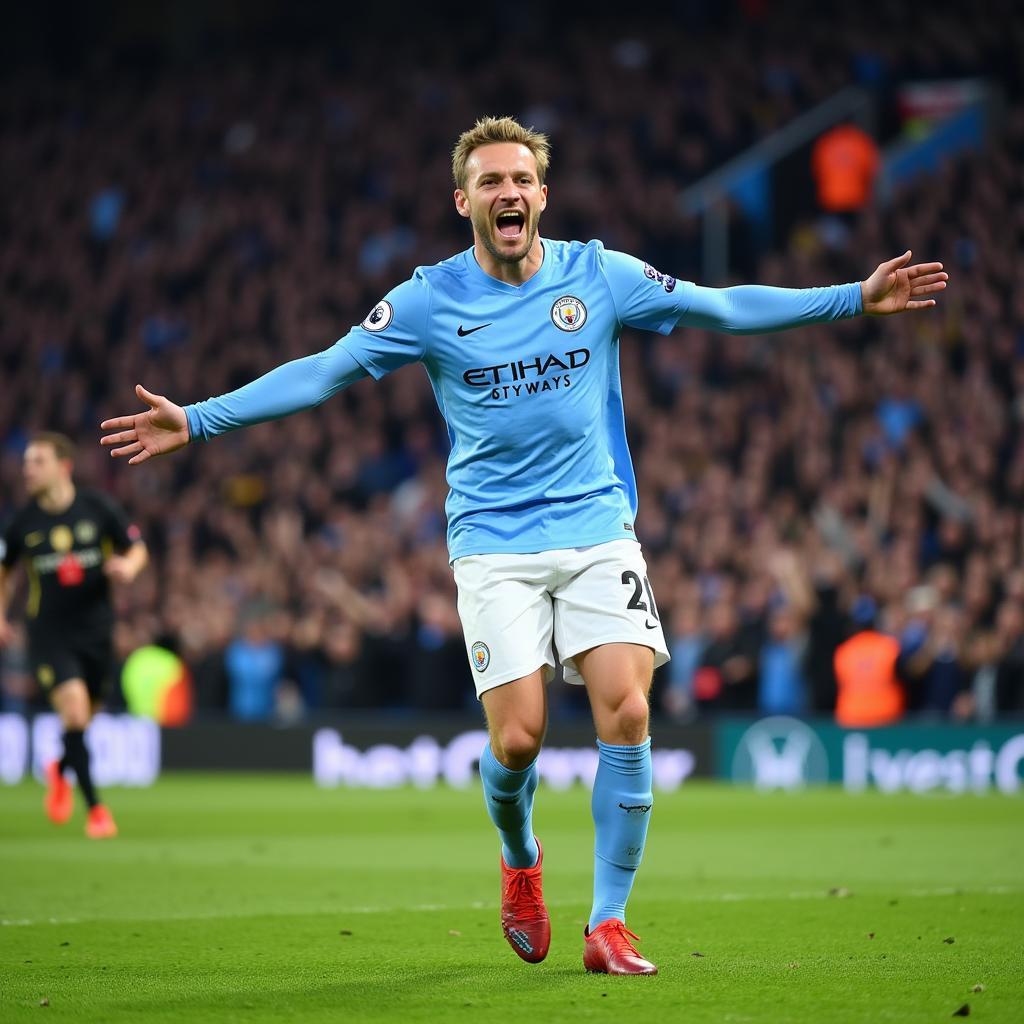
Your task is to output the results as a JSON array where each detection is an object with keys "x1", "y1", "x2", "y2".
[{"x1": 834, "y1": 625, "x2": 904, "y2": 728}]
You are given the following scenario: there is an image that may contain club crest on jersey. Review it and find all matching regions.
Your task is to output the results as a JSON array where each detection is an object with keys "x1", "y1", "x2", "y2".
[
  {"x1": 550, "y1": 295, "x2": 587, "y2": 332},
  {"x1": 470, "y1": 641, "x2": 491, "y2": 672},
  {"x1": 361, "y1": 300, "x2": 394, "y2": 333}
]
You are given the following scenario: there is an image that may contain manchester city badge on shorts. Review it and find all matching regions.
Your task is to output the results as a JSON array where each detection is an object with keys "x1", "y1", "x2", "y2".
[
  {"x1": 470, "y1": 641, "x2": 491, "y2": 672},
  {"x1": 550, "y1": 295, "x2": 587, "y2": 331},
  {"x1": 362, "y1": 299, "x2": 394, "y2": 332}
]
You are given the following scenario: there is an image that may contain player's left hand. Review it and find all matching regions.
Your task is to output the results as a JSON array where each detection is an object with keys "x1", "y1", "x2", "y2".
[
  {"x1": 100, "y1": 384, "x2": 190, "y2": 464},
  {"x1": 104, "y1": 556, "x2": 137, "y2": 585},
  {"x1": 861, "y1": 251, "x2": 948, "y2": 315}
]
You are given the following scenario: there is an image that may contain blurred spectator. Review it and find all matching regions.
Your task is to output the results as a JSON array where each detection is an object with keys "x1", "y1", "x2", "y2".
[
  {"x1": 408, "y1": 592, "x2": 472, "y2": 711},
  {"x1": 0, "y1": 622, "x2": 34, "y2": 714},
  {"x1": 319, "y1": 619, "x2": 374, "y2": 708},
  {"x1": 694, "y1": 600, "x2": 759, "y2": 714},
  {"x1": 224, "y1": 610, "x2": 285, "y2": 722},
  {"x1": 901, "y1": 603, "x2": 974, "y2": 720},
  {"x1": 285, "y1": 614, "x2": 329, "y2": 711},
  {"x1": 833, "y1": 598, "x2": 904, "y2": 728},
  {"x1": 811, "y1": 123, "x2": 880, "y2": 213},
  {"x1": 803, "y1": 551, "x2": 848, "y2": 714},
  {"x1": 662, "y1": 602, "x2": 704, "y2": 721},
  {"x1": 994, "y1": 602, "x2": 1024, "y2": 715},
  {"x1": 758, "y1": 604, "x2": 809, "y2": 717},
  {"x1": 756, "y1": 550, "x2": 815, "y2": 716}
]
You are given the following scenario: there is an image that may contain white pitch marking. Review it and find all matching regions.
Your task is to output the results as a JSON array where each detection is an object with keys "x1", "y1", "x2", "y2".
[{"x1": 2, "y1": 885, "x2": 1017, "y2": 927}]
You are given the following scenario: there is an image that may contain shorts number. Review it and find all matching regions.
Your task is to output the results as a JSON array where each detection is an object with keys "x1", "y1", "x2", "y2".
[{"x1": 620, "y1": 570, "x2": 660, "y2": 622}]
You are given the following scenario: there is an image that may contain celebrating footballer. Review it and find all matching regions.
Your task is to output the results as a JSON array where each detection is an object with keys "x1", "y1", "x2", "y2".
[{"x1": 100, "y1": 116, "x2": 946, "y2": 974}]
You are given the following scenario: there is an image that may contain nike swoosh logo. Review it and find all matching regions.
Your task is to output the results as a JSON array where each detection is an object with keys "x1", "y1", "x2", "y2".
[
  {"x1": 644, "y1": 620, "x2": 658, "y2": 630},
  {"x1": 458, "y1": 323, "x2": 492, "y2": 337}
]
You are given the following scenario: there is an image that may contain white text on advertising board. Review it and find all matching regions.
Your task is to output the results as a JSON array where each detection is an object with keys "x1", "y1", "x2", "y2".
[{"x1": 312, "y1": 729, "x2": 696, "y2": 790}]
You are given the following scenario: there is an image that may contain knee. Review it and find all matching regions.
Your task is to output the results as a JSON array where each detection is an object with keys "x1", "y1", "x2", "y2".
[
  {"x1": 55, "y1": 686, "x2": 92, "y2": 731},
  {"x1": 491, "y1": 722, "x2": 545, "y2": 770},
  {"x1": 62, "y1": 708, "x2": 91, "y2": 731},
  {"x1": 605, "y1": 689, "x2": 650, "y2": 745}
]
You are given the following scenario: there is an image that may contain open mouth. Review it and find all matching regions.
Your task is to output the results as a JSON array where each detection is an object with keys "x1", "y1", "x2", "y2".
[{"x1": 496, "y1": 209, "x2": 525, "y2": 240}]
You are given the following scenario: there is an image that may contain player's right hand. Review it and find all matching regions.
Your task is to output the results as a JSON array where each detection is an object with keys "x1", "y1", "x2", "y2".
[
  {"x1": 100, "y1": 384, "x2": 191, "y2": 465},
  {"x1": 0, "y1": 617, "x2": 14, "y2": 648}
]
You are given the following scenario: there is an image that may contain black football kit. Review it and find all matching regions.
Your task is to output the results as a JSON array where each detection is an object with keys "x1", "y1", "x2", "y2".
[{"x1": 1, "y1": 488, "x2": 139, "y2": 698}]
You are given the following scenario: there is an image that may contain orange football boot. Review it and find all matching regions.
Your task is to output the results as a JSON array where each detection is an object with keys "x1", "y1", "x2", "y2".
[
  {"x1": 583, "y1": 919, "x2": 658, "y2": 975},
  {"x1": 44, "y1": 760, "x2": 73, "y2": 825},
  {"x1": 500, "y1": 839, "x2": 550, "y2": 963},
  {"x1": 85, "y1": 804, "x2": 118, "y2": 839}
]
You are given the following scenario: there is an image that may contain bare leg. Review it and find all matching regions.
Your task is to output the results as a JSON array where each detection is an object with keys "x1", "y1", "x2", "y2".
[
  {"x1": 481, "y1": 670, "x2": 548, "y2": 769},
  {"x1": 575, "y1": 643, "x2": 653, "y2": 744}
]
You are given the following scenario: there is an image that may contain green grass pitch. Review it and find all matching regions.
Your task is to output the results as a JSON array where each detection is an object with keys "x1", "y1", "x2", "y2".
[{"x1": 1, "y1": 776, "x2": 1021, "y2": 1022}]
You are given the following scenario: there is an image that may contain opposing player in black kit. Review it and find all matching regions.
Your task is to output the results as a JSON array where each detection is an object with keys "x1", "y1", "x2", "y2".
[{"x1": 0, "y1": 433, "x2": 148, "y2": 838}]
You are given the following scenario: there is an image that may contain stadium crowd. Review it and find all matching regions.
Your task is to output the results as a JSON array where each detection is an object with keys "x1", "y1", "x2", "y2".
[{"x1": 2, "y1": 3, "x2": 1023, "y2": 723}]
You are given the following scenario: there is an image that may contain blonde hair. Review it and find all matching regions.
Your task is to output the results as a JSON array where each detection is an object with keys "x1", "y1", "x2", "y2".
[{"x1": 451, "y1": 116, "x2": 550, "y2": 191}]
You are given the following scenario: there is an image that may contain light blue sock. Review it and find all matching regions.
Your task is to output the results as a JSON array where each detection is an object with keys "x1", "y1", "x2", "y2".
[
  {"x1": 589, "y1": 737, "x2": 653, "y2": 930},
  {"x1": 480, "y1": 743, "x2": 540, "y2": 869}
]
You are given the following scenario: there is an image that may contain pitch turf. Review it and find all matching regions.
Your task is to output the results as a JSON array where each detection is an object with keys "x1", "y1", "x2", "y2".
[{"x1": 1, "y1": 776, "x2": 1021, "y2": 1022}]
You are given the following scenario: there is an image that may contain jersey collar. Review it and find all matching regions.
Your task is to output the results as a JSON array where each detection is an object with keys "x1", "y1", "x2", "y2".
[{"x1": 463, "y1": 239, "x2": 551, "y2": 295}]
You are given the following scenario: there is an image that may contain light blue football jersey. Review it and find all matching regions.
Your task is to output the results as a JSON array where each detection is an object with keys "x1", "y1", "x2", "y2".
[
  {"x1": 185, "y1": 238, "x2": 859, "y2": 559},
  {"x1": 343, "y1": 239, "x2": 689, "y2": 560}
]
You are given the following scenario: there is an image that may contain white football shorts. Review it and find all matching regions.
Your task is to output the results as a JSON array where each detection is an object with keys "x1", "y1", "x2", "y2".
[{"x1": 452, "y1": 539, "x2": 670, "y2": 698}]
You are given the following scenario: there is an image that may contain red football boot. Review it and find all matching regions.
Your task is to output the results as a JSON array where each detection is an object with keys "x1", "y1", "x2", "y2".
[
  {"x1": 583, "y1": 919, "x2": 658, "y2": 975},
  {"x1": 500, "y1": 839, "x2": 550, "y2": 964},
  {"x1": 85, "y1": 804, "x2": 118, "y2": 839},
  {"x1": 44, "y1": 760, "x2": 73, "y2": 825}
]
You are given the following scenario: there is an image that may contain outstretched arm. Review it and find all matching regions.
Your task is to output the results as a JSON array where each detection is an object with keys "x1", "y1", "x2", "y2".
[
  {"x1": 101, "y1": 343, "x2": 369, "y2": 464},
  {"x1": 680, "y1": 252, "x2": 946, "y2": 334}
]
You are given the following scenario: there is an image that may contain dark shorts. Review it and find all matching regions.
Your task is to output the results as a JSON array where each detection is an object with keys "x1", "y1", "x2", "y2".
[{"x1": 28, "y1": 636, "x2": 115, "y2": 702}]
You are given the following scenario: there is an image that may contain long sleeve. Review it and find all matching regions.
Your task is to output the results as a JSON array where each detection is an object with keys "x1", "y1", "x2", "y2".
[
  {"x1": 184, "y1": 341, "x2": 369, "y2": 442},
  {"x1": 679, "y1": 281, "x2": 862, "y2": 334}
]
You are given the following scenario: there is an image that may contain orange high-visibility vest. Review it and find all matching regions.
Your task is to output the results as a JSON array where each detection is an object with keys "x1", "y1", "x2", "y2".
[
  {"x1": 811, "y1": 125, "x2": 880, "y2": 212},
  {"x1": 833, "y1": 630, "x2": 903, "y2": 727}
]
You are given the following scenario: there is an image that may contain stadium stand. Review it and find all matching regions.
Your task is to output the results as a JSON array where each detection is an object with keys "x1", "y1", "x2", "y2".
[{"x1": 1, "y1": 1, "x2": 1022, "y2": 721}]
